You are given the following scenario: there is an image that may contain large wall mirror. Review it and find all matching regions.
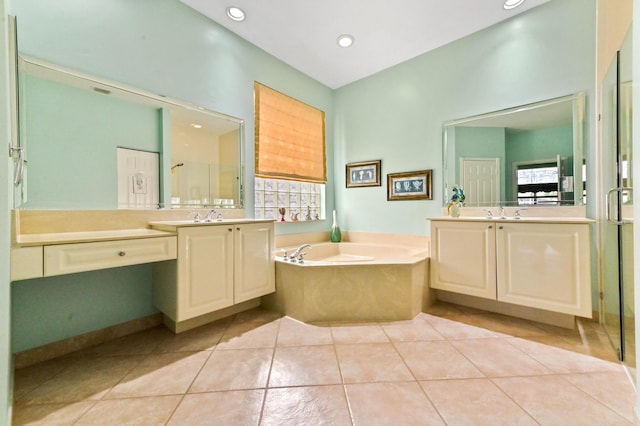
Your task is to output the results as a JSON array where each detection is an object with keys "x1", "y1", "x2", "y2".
[
  {"x1": 14, "y1": 55, "x2": 244, "y2": 210},
  {"x1": 443, "y1": 92, "x2": 586, "y2": 207}
]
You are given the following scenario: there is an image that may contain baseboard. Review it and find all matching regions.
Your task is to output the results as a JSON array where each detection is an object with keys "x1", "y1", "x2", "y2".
[
  {"x1": 14, "y1": 313, "x2": 163, "y2": 369},
  {"x1": 164, "y1": 299, "x2": 261, "y2": 333}
]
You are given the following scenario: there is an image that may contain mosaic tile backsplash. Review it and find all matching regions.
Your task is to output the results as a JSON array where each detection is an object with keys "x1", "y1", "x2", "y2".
[{"x1": 254, "y1": 178, "x2": 324, "y2": 222}]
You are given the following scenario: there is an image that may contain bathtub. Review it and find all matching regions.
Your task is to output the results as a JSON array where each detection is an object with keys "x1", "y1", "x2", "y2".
[{"x1": 262, "y1": 242, "x2": 431, "y2": 323}]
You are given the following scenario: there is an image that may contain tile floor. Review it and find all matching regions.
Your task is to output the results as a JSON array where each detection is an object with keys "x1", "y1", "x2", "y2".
[{"x1": 12, "y1": 302, "x2": 639, "y2": 425}]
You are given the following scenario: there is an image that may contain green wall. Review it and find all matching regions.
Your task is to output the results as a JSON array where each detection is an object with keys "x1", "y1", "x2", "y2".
[
  {"x1": 1, "y1": 2, "x2": 13, "y2": 424},
  {"x1": 334, "y1": 0, "x2": 596, "y2": 234}
]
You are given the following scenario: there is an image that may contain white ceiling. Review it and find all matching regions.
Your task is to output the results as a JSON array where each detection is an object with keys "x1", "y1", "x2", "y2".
[{"x1": 179, "y1": 0, "x2": 550, "y2": 89}]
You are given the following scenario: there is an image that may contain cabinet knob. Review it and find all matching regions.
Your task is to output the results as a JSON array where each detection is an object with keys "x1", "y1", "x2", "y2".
[
  {"x1": 236, "y1": 227, "x2": 240, "y2": 231},
  {"x1": 228, "y1": 228, "x2": 233, "y2": 232},
  {"x1": 488, "y1": 225, "x2": 493, "y2": 229},
  {"x1": 499, "y1": 226, "x2": 503, "y2": 230},
  {"x1": 118, "y1": 251, "x2": 126, "y2": 257}
]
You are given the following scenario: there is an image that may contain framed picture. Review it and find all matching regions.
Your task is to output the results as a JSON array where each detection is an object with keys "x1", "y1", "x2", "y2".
[
  {"x1": 387, "y1": 170, "x2": 432, "y2": 201},
  {"x1": 346, "y1": 160, "x2": 382, "y2": 188}
]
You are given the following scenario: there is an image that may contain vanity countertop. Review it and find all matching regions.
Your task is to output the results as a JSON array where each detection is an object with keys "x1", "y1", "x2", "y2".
[
  {"x1": 149, "y1": 218, "x2": 275, "y2": 232},
  {"x1": 428, "y1": 216, "x2": 596, "y2": 224},
  {"x1": 15, "y1": 228, "x2": 176, "y2": 247}
]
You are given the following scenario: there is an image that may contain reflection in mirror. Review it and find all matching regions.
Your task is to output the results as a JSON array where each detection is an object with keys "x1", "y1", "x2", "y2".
[
  {"x1": 15, "y1": 55, "x2": 244, "y2": 210},
  {"x1": 443, "y1": 93, "x2": 586, "y2": 207}
]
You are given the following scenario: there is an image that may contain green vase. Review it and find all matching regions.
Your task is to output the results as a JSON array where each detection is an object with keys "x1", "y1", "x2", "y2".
[{"x1": 330, "y1": 210, "x2": 341, "y2": 242}]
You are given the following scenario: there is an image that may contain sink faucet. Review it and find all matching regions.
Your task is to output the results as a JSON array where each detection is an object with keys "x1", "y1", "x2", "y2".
[
  {"x1": 513, "y1": 208, "x2": 527, "y2": 219},
  {"x1": 499, "y1": 206, "x2": 506, "y2": 219},
  {"x1": 482, "y1": 209, "x2": 494, "y2": 219},
  {"x1": 291, "y1": 244, "x2": 312, "y2": 259},
  {"x1": 204, "y1": 209, "x2": 223, "y2": 222}
]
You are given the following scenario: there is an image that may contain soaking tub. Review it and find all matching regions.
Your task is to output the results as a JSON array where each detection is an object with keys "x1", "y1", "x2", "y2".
[{"x1": 262, "y1": 242, "x2": 431, "y2": 323}]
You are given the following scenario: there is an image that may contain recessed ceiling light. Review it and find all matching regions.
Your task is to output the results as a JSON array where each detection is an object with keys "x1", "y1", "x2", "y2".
[
  {"x1": 503, "y1": 0, "x2": 525, "y2": 9},
  {"x1": 337, "y1": 34, "x2": 354, "y2": 48},
  {"x1": 191, "y1": 123, "x2": 202, "y2": 129},
  {"x1": 226, "y1": 6, "x2": 245, "y2": 21}
]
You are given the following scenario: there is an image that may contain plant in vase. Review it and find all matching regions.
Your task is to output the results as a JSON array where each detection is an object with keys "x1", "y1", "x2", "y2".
[{"x1": 447, "y1": 186, "x2": 465, "y2": 218}]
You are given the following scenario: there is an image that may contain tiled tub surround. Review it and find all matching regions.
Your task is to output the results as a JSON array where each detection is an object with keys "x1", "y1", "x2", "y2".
[
  {"x1": 263, "y1": 237, "x2": 432, "y2": 323},
  {"x1": 12, "y1": 304, "x2": 637, "y2": 425}
]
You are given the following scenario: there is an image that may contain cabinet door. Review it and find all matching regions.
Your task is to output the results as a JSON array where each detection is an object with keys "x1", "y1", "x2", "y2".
[
  {"x1": 496, "y1": 223, "x2": 591, "y2": 317},
  {"x1": 234, "y1": 222, "x2": 275, "y2": 303},
  {"x1": 178, "y1": 225, "x2": 234, "y2": 320},
  {"x1": 430, "y1": 221, "x2": 497, "y2": 299}
]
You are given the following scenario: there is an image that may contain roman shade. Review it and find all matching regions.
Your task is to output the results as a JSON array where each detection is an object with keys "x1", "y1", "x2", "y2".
[{"x1": 254, "y1": 82, "x2": 327, "y2": 184}]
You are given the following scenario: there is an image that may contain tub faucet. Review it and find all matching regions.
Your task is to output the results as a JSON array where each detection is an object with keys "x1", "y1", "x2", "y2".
[{"x1": 291, "y1": 244, "x2": 312, "y2": 259}]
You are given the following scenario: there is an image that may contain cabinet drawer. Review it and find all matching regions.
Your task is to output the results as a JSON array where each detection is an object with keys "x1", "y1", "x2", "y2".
[
  {"x1": 44, "y1": 236, "x2": 177, "y2": 276},
  {"x1": 11, "y1": 246, "x2": 44, "y2": 281}
]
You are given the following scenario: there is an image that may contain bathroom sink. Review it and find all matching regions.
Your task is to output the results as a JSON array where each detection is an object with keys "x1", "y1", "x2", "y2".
[{"x1": 149, "y1": 218, "x2": 273, "y2": 228}]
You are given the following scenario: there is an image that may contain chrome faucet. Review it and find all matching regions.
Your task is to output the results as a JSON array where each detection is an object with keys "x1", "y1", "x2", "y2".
[
  {"x1": 291, "y1": 244, "x2": 312, "y2": 260},
  {"x1": 482, "y1": 209, "x2": 494, "y2": 219},
  {"x1": 498, "y1": 206, "x2": 506, "y2": 219},
  {"x1": 204, "y1": 209, "x2": 224, "y2": 222},
  {"x1": 513, "y1": 208, "x2": 527, "y2": 219}
]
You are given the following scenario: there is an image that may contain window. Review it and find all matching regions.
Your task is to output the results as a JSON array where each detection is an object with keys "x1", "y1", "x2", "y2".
[
  {"x1": 516, "y1": 163, "x2": 559, "y2": 205},
  {"x1": 254, "y1": 82, "x2": 326, "y2": 221}
]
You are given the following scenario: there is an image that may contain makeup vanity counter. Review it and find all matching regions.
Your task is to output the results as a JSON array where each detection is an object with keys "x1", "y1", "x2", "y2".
[{"x1": 429, "y1": 216, "x2": 595, "y2": 323}]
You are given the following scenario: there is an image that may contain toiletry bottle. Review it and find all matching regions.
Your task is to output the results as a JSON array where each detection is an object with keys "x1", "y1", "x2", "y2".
[{"x1": 330, "y1": 210, "x2": 341, "y2": 242}]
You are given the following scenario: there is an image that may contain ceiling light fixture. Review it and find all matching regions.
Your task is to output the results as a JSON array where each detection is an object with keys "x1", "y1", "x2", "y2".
[
  {"x1": 191, "y1": 123, "x2": 202, "y2": 129},
  {"x1": 337, "y1": 34, "x2": 354, "y2": 48},
  {"x1": 226, "y1": 6, "x2": 245, "y2": 22},
  {"x1": 503, "y1": 0, "x2": 525, "y2": 9}
]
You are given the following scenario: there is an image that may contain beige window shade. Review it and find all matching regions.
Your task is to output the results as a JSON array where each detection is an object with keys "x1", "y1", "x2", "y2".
[{"x1": 255, "y1": 82, "x2": 327, "y2": 184}]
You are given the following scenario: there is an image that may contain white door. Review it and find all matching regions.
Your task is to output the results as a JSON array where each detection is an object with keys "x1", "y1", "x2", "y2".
[
  {"x1": 117, "y1": 147, "x2": 160, "y2": 209},
  {"x1": 460, "y1": 158, "x2": 500, "y2": 206}
]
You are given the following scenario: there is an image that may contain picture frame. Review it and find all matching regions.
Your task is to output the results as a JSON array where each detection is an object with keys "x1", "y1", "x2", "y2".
[
  {"x1": 387, "y1": 170, "x2": 432, "y2": 201},
  {"x1": 346, "y1": 160, "x2": 382, "y2": 188}
]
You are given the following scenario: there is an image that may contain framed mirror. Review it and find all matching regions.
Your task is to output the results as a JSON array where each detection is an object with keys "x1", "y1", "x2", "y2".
[
  {"x1": 443, "y1": 92, "x2": 586, "y2": 207},
  {"x1": 15, "y1": 55, "x2": 244, "y2": 210}
]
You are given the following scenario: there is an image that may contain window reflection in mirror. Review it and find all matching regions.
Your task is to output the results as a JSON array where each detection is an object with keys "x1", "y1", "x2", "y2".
[
  {"x1": 442, "y1": 93, "x2": 585, "y2": 207},
  {"x1": 15, "y1": 55, "x2": 244, "y2": 210}
]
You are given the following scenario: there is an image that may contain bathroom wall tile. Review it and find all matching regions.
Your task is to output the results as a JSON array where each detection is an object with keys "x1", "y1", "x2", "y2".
[
  {"x1": 167, "y1": 390, "x2": 264, "y2": 426},
  {"x1": 420, "y1": 379, "x2": 537, "y2": 425},
  {"x1": 335, "y1": 343, "x2": 413, "y2": 383},
  {"x1": 105, "y1": 351, "x2": 210, "y2": 398},
  {"x1": 493, "y1": 376, "x2": 633, "y2": 425},
  {"x1": 261, "y1": 385, "x2": 351, "y2": 426},
  {"x1": 75, "y1": 395, "x2": 181, "y2": 425},
  {"x1": 450, "y1": 339, "x2": 550, "y2": 377},
  {"x1": 345, "y1": 382, "x2": 444, "y2": 425},
  {"x1": 269, "y1": 345, "x2": 341, "y2": 387},
  {"x1": 189, "y1": 348, "x2": 272, "y2": 392},
  {"x1": 394, "y1": 340, "x2": 484, "y2": 380}
]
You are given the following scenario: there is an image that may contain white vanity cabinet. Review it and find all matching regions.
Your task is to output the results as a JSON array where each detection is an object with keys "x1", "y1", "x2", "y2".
[
  {"x1": 151, "y1": 220, "x2": 275, "y2": 330},
  {"x1": 430, "y1": 218, "x2": 592, "y2": 317}
]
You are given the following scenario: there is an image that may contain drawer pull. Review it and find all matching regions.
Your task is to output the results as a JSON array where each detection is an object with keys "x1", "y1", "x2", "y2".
[{"x1": 118, "y1": 251, "x2": 126, "y2": 257}]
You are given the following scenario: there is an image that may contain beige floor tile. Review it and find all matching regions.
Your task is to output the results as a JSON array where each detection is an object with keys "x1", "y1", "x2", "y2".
[
  {"x1": 450, "y1": 338, "x2": 550, "y2": 377},
  {"x1": 74, "y1": 395, "x2": 182, "y2": 425},
  {"x1": 13, "y1": 357, "x2": 71, "y2": 402},
  {"x1": 420, "y1": 378, "x2": 537, "y2": 425},
  {"x1": 232, "y1": 307, "x2": 283, "y2": 324},
  {"x1": 11, "y1": 401, "x2": 95, "y2": 426},
  {"x1": 506, "y1": 336, "x2": 622, "y2": 373},
  {"x1": 153, "y1": 319, "x2": 229, "y2": 353},
  {"x1": 381, "y1": 318, "x2": 444, "y2": 342},
  {"x1": 167, "y1": 390, "x2": 264, "y2": 425},
  {"x1": 277, "y1": 316, "x2": 333, "y2": 347},
  {"x1": 269, "y1": 345, "x2": 341, "y2": 387},
  {"x1": 561, "y1": 371, "x2": 638, "y2": 423},
  {"x1": 20, "y1": 355, "x2": 145, "y2": 404},
  {"x1": 493, "y1": 375, "x2": 633, "y2": 425},
  {"x1": 335, "y1": 343, "x2": 413, "y2": 383},
  {"x1": 261, "y1": 385, "x2": 351, "y2": 426},
  {"x1": 345, "y1": 382, "x2": 444, "y2": 426},
  {"x1": 394, "y1": 341, "x2": 484, "y2": 380},
  {"x1": 189, "y1": 348, "x2": 272, "y2": 392},
  {"x1": 216, "y1": 320, "x2": 280, "y2": 350},
  {"x1": 421, "y1": 314, "x2": 499, "y2": 339},
  {"x1": 331, "y1": 324, "x2": 389, "y2": 344},
  {"x1": 105, "y1": 351, "x2": 210, "y2": 398}
]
